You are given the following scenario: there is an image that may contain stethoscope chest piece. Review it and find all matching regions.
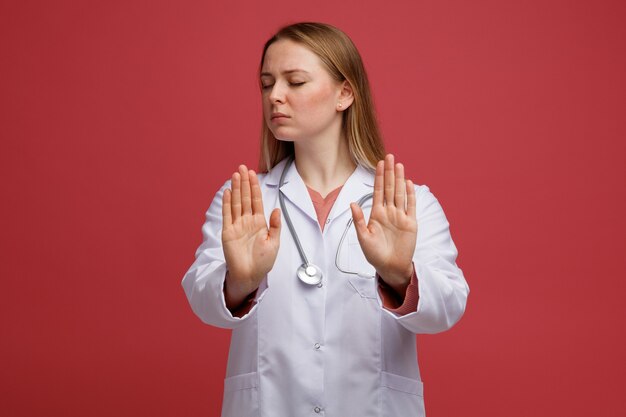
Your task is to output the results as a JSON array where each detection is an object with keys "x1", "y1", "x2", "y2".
[{"x1": 297, "y1": 263, "x2": 323, "y2": 286}]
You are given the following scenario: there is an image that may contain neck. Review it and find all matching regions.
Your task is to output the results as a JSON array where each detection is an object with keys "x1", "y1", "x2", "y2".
[{"x1": 293, "y1": 134, "x2": 356, "y2": 198}]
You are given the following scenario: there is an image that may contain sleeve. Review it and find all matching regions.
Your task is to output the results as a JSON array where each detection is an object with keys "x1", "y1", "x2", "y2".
[
  {"x1": 181, "y1": 180, "x2": 270, "y2": 329},
  {"x1": 378, "y1": 266, "x2": 419, "y2": 315},
  {"x1": 383, "y1": 185, "x2": 469, "y2": 334}
]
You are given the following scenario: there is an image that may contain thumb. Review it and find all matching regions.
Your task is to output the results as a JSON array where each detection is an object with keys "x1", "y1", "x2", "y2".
[
  {"x1": 268, "y1": 208, "x2": 281, "y2": 241},
  {"x1": 350, "y1": 203, "x2": 368, "y2": 239}
]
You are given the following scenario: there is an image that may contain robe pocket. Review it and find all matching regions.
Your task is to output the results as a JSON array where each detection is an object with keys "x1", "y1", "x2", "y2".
[
  {"x1": 348, "y1": 275, "x2": 378, "y2": 299},
  {"x1": 221, "y1": 372, "x2": 259, "y2": 417},
  {"x1": 381, "y1": 371, "x2": 425, "y2": 417}
]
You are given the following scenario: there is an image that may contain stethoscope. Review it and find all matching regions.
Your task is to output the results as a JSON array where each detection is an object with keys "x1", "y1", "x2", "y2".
[{"x1": 278, "y1": 157, "x2": 374, "y2": 286}]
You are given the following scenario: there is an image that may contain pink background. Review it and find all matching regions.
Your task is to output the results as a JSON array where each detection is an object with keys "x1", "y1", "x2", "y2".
[{"x1": 2, "y1": 0, "x2": 625, "y2": 416}]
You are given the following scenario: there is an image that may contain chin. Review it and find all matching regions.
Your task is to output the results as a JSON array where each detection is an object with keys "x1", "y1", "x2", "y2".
[
  {"x1": 270, "y1": 129, "x2": 297, "y2": 142},
  {"x1": 274, "y1": 136, "x2": 296, "y2": 143}
]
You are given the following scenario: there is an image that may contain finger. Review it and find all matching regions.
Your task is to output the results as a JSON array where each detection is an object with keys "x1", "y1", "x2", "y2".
[
  {"x1": 394, "y1": 162, "x2": 406, "y2": 209},
  {"x1": 268, "y1": 208, "x2": 281, "y2": 242},
  {"x1": 384, "y1": 154, "x2": 395, "y2": 207},
  {"x1": 350, "y1": 203, "x2": 369, "y2": 238},
  {"x1": 239, "y1": 165, "x2": 252, "y2": 215},
  {"x1": 373, "y1": 160, "x2": 384, "y2": 207},
  {"x1": 222, "y1": 188, "x2": 233, "y2": 226},
  {"x1": 231, "y1": 172, "x2": 241, "y2": 221},
  {"x1": 406, "y1": 179, "x2": 416, "y2": 219},
  {"x1": 249, "y1": 170, "x2": 264, "y2": 215}
]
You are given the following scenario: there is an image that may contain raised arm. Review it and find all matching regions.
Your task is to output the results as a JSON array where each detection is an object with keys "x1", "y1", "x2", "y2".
[
  {"x1": 181, "y1": 165, "x2": 281, "y2": 328},
  {"x1": 222, "y1": 165, "x2": 281, "y2": 309}
]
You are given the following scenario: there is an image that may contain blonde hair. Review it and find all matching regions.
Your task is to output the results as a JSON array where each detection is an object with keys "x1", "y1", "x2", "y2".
[{"x1": 257, "y1": 22, "x2": 385, "y2": 172}]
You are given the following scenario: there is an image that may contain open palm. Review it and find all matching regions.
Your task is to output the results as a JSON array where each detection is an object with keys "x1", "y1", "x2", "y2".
[
  {"x1": 350, "y1": 154, "x2": 417, "y2": 290},
  {"x1": 222, "y1": 165, "x2": 281, "y2": 308}
]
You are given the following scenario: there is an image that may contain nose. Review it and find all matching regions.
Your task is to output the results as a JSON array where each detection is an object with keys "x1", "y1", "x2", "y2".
[{"x1": 268, "y1": 81, "x2": 286, "y2": 104}]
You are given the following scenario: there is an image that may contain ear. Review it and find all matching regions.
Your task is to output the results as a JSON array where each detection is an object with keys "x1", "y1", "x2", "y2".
[{"x1": 336, "y1": 80, "x2": 355, "y2": 112}]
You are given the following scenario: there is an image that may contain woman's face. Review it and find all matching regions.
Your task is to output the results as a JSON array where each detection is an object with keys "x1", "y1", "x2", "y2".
[{"x1": 260, "y1": 39, "x2": 346, "y2": 143}]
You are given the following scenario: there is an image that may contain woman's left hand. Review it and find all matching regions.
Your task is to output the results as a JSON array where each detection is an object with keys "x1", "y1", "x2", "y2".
[{"x1": 350, "y1": 154, "x2": 417, "y2": 295}]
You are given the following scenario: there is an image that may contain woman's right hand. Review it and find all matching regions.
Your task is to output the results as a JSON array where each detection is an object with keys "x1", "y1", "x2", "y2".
[{"x1": 222, "y1": 165, "x2": 281, "y2": 310}]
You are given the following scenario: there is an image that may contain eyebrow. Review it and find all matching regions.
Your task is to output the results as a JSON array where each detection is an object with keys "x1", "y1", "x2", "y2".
[{"x1": 260, "y1": 69, "x2": 310, "y2": 77}]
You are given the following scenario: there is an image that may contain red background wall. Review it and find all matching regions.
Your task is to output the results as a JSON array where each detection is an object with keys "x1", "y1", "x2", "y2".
[{"x1": 2, "y1": 0, "x2": 625, "y2": 416}]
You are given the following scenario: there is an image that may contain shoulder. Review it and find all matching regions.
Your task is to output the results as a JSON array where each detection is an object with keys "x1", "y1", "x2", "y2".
[
  {"x1": 412, "y1": 182, "x2": 441, "y2": 205},
  {"x1": 414, "y1": 183, "x2": 432, "y2": 199},
  {"x1": 214, "y1": 158, "x2": 290, "y2": 191},
  {"x1": 255, "y1": 157, "x2": 290, "y2": 187}
]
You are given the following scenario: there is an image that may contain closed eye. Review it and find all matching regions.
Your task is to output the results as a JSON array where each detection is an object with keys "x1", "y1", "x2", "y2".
[{"x1": 261, "y1": 81, "x2": 305, "y2": 90}]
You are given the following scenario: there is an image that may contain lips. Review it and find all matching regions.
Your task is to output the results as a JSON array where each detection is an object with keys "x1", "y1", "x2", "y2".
[{"x1": 271, "y1": 112, "x2": 289, "y2": 120}]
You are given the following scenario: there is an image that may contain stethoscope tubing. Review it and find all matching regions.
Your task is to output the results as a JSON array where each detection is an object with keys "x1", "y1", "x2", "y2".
[
  {"x1": 278, "y1": 156, "x2": 374, "y2": 283},
  {"x1": 278, "y1": 157, "x2": 311, "y2": 266}
]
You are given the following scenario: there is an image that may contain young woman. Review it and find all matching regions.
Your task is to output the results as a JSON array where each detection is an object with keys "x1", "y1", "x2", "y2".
[{"x1": 182, "y1": 22, "x2": 469, "y2": 417}]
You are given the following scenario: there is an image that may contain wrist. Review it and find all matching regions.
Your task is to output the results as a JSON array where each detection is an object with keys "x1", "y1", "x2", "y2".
[
  {"x1": 376, "y1": 263, "x2": 414, "y2": 295},
  {"x1": 224, "y1": 272, "x2": 261, "y2": 310}
]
